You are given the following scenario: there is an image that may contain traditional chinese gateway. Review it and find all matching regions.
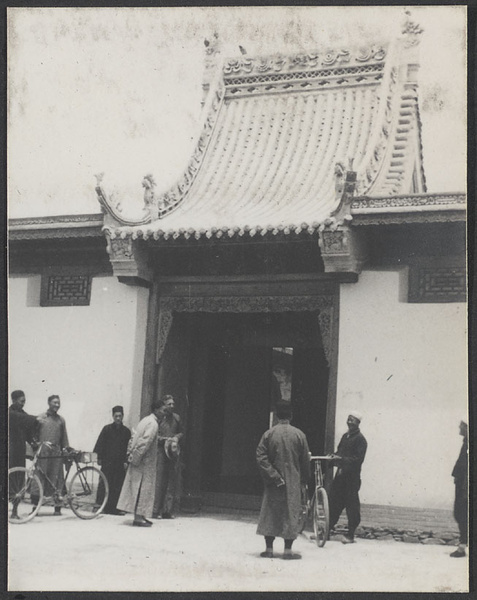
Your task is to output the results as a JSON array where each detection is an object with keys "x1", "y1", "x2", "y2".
[{"x1": 9, "y1": 20, "x2": 466, "y2": 515}]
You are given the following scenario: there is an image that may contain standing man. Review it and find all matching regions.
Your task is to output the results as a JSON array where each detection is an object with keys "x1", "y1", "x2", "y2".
[
  {"x1": 8, "y1": 390, "x2": 37, "y2": 470},
  {"x1": 9, "y1": 390, "x2": 37, "y2": 519},
  {"x1": 35, "y1": 395, "x2": 70, "y2": 515},
  {"x1": 328, "y1": 411, "x2": 367, "y2": 544},
  {"x1": 93, "y1": 405, "x2": 131, "y2": 515},
  {"x1": 117, "y1": 399, "x2": 164, "y2": 527},
  {"x1": 153, "y1": 395, "x2": 184, "y2": 520},
  {"x1": 256, "y1": 401, "x2": 310, "y2": 560},
  {"x1": 450, "y1": 419, "x2": 468, "y2": 558}
]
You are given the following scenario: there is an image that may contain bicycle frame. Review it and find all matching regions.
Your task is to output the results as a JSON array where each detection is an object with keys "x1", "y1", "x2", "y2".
[
  {"x1": 9, "y1": 443, "x2": 108, "y2": 523},
  {"x1": 308, "y1": 456, "x2": 332, "y2": 547},
  {"x1": 29, "y1": 443, "x2": 93, "y2": 505}
]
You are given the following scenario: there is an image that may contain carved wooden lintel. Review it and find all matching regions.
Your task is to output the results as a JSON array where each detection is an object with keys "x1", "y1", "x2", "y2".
[
  {"x1": 157, "y1": 293, "x2": 335, "y2": 365},
  {"x1": 106, "y1": 236, "x2": 152, "y2": 286},
  {"x1": 318, "y1": 224, "x2": 368, "y2": 274}
]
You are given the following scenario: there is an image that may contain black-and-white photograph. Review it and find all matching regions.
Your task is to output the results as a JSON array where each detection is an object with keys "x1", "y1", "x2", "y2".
[{"x1": 7, "y1": 5, "x2": 468, "y2": 593}]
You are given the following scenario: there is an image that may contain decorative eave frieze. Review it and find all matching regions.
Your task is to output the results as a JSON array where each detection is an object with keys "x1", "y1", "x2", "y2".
[
  {"x1": 8, "y1": 214, "x2": 104, "y2": 240},
  {"x1": 350, "y1": 193, "x2": 466, "y2": 225}
]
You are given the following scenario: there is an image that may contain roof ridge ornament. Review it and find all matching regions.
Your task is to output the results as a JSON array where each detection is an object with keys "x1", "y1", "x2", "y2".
[
  {"x1": 95, "y1": 173, "x2": 151, "y2": 229},
  {"x1": 401, "y1": 10, "x2": 424, "y2": 48},
  {"x1": 142, "y1": 173, "x2": 158, "y2": 220},
  {"x1": 330, "y1": 158, "x2": 357, "y2": 225}
]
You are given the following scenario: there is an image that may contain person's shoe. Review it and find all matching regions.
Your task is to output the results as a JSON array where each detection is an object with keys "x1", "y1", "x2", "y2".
[
  {"x1": 152, "y1": 514, "x2": 162, "y2": 519},
  {"x1": 342, "y1": 536, "x2": 355, "y2": 544},
  {"x1": 283, "y1": 553, "x2": 302, "y2": 560},
  {"x1": 161, "y1": 512, "x2": 175, "y2": 519},
  {"x1": 450, "y1": 549, "x2": 466, "y2": 558},
  {"x1": 133, "y1": 520, "x2": 152, "y2": 527},
  {"x1": 144, "y1": 518, "x2": 153, "y2": 525},
  {"x1": 260, "y1": 551, "x2": 274, "y2": 558},
  {"x1": 10, "y1": 514, "x2": 20, "y2": 520}
]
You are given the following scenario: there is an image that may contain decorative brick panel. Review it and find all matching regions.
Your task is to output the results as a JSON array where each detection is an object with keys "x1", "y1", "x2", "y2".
[
  {"x1": 40, "y1": 272, "x2": 92, "y2": 306},
  {"x1": 408, "y1": 264, "x2": 466, "y2": 303}
]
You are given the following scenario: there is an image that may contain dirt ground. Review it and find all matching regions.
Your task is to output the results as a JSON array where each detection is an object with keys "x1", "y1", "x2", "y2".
[{"x1": 8, "y1": 509, "x2": 469, "y2": 593}]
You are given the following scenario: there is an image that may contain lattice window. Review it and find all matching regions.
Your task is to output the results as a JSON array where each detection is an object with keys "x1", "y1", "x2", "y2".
[
  {"x1": 40, "y1": 271, "x2": 92, "y2": 306},
  {"x1": 408, "y1": 264, "x2": 466, "y2": 303}
]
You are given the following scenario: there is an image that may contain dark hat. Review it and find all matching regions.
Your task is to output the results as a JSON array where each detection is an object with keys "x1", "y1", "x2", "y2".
[{"x1": 112, "y1": 405, "x2": 124, "y2": 415}]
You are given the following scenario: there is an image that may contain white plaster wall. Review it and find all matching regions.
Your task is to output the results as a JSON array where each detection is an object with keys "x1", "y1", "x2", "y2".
[
  {"x1": 337, "y1": 269, "x2": 467, "y2": 509},
  {"x1": 8, "y1": 275, "x2": 149, "y2": 451}
]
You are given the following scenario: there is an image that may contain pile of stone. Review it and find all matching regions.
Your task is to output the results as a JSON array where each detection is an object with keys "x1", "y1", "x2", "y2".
[{"x1": 330, "y1": 524, "x2": 460, "y2": 545}]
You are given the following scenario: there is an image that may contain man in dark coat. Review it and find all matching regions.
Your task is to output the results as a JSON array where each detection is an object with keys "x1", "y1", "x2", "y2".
[
  {"x1": 152, "y1": 395, "x2": 184, "y2": 519},
  {"x1": 93, "y1": 405, "x2": 131, "y2": 515},
  {"x1": 9, "y1": 390, "x2": 37, "y2": 519},
  {"x1": 328, "y1": 411, "x2": 367, "y2": 544},
  {"x1": 256, "y1": 401, "x2": 310, "y2": 560},
  {"x1": 9, "y1": 390, "x2": 37, "y2": 470},
  {"x1": 450, "y1": 419, "x2": 468, "y2": 558}
]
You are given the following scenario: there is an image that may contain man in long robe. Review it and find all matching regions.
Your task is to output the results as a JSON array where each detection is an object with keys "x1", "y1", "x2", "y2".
[
  {"x1": 9, "y1": 390, "x2": 37, "y2": 470},
  {"x1": 152, "y1": 395, "x2": 184, "y2": 519},
  {"x1": 450, "y1": 419, "x2": 468, "y2": 558},
  {"x1": 117, "y1": 399, "x2": 163, "y2": 527},
  {"x1": 34, "y1": 395, "x2": 70, "y2": 515},
  {"x1": 93, "y1": 405, "x2": 131, "y2": 515},
  {"x1": 328, "y1": 411, "x2": 367, "y2": 544},
  {"x1": 256, "y1": 401, "x2": 310, "y2": 560}
]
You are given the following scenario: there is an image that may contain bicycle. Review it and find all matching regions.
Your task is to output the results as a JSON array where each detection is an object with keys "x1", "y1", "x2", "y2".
[
  {"x1": 307, "y1": 455, "x2": 332, "y2": 547},
  {"x1": 8, "y1": 441, "x2": 109, "y2": 524}
]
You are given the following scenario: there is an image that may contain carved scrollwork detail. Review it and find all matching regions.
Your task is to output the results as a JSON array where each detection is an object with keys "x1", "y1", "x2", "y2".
[
  {"x1": 351, "y1": 193, "x2": 466, "y2": 211},
  {"x1": 108, "y1": 237, "x2": 133, "y2": 260},
  {"x1": 356, "y1": 45, "x2": 386, "y2": 62},
  {"x1": 320, "y1": 230, "x2": 347, "y2": 255},
  {"x1": 223, "y1": 45, "x2": 387, "y2": 77},
  {"x1": 156, "y1": 309, "x2": 173, "y2": 362},
  {"x1": 317, "y1": 305, "x2": 333, "y2": 364},
  {"x1": 158, "y1": 295, "x2": 333, "y2": 314}
]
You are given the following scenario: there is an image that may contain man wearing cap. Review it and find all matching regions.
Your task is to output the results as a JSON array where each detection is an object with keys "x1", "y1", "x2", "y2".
[
  {"x1": 8, "y1": 390, "x2": 37, "y2": 471},
  {"x1": 9, "y1": 390, "x2": 38, "y2": 519},
  {"x1": 93, "y1": 406, "x2": 131, "y2": 515},
  {"x1": 152, "y1": 395, "x2": 184, "y2": 519},
  {"x1": 450, "y1": 419, "x2": 468, "y2": 558},
  {"x1": 328, "y1": 411, "x2": 367, "y2": 544},
  {"x1": 256, "y1": 400, "x2": 310, "y2": 560}
]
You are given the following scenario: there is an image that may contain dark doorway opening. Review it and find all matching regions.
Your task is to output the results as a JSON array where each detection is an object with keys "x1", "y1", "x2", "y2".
[{"x1": 185, "y1": 312, "x2": 329, "y2": 499}]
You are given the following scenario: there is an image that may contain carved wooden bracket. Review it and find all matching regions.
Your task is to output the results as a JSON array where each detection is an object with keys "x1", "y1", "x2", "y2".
[
  {"x1": 106, "y1": 236, "x2": 152, "y2": 287},
  {"x1": 318, "y1": 224, "x2": 368, "y2": 274}
]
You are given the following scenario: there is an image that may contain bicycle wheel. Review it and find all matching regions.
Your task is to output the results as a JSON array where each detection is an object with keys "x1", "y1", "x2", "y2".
[
  {"x1": 8, "y1": 467, "x2": 44, "y2": 524},
  {"x1": 313, "y1": 486, "x2": 329, "y2": 547},
  {"x1": 68, "y1": 466, "x2": 109, "y2": 519}
]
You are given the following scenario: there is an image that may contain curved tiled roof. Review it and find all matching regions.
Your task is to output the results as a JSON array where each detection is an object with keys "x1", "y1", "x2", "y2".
[{"x1": 97, "y1": 36, "x2": 433, "y2": 241}]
